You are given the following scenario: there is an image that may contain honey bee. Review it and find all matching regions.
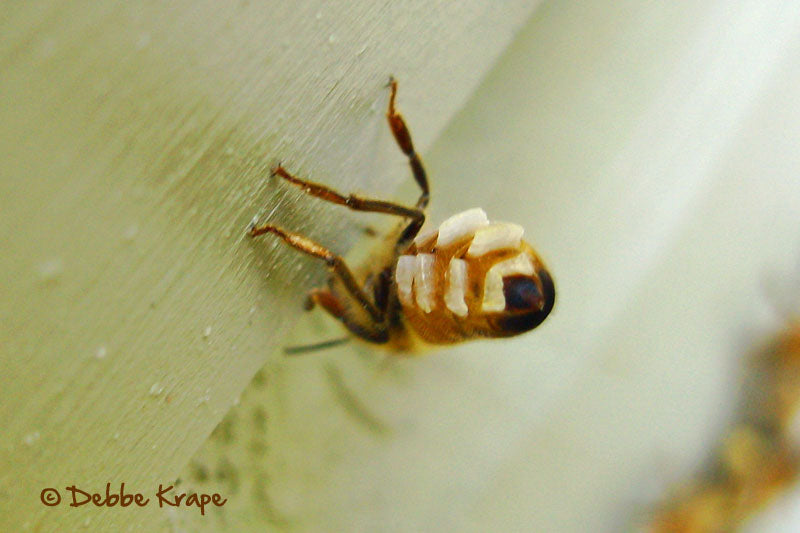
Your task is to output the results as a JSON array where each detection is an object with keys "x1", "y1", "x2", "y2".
[{"x1": 249, "y1": 79, "x2": 555, "y2": 352}]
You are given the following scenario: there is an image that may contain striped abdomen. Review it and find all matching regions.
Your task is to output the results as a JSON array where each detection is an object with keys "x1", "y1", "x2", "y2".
[{"x1": 394, "y1": 208, "x2": 555, "y2": 344}]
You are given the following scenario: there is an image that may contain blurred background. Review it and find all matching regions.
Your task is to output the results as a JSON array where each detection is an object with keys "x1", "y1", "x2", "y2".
[{"x1": 3, "y1": 1, "x2": 800, "y2": 532}]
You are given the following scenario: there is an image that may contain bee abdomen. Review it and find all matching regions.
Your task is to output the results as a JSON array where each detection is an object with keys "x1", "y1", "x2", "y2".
[{"x1": 396, "y1": 208, "x2": 535, "y2": 316}]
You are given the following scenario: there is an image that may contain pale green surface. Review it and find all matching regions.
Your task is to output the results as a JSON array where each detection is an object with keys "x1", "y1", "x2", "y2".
[
  {"x1": 0, "y1": 2, "x2": 537, "y2": 531},
  {"x1": 171, "y1": 1, "x2": 800, "y2": 532}
]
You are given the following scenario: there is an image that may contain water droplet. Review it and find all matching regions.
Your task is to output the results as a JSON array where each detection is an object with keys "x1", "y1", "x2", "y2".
[
  {"x1": 149, "y1": 383, "x2": 164, "y2": 396},
  {"x1": 203, "y1": 326, "x2": 212, "y2": 338},
  {"x1": 135, "y1": 33, "x2": 151, "y2": 50},
  {"x1": 315, "y1": 10, "x2": 322, "y2": 20},
  {"x1": 83, "y1": 517, "x2": 92, "y2": 527},
  {"x1": 356, "y1": 44, "x2": 367, "y2": 56},
  {"x1": 113, "y1": 432, "x2": 120, "y2": 440},
  {"x1": 95, "y1": 346, "x2": 107, "y2": 359},
  {"x1": 36, "y1": 257, "x2": 64, "y2": 281},
  {"x1": 23, "y1": 431, "x2": 40, "y2": 446},
  {"x1": 123, "y1": 224, "x2": 139, "y2": 241},
  {"x1": 328, "y1": 34, "x2": 338, "y2": 44},
  {"x1": 198, "y1": 388, "x2": 211, "y2": 405}
]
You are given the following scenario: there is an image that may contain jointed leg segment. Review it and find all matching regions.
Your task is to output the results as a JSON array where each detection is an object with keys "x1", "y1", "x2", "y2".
[
  {"x1": 248, "y1": 79, "x2": 428, "y2": 348},
  {"x1": 305, "y1": 288, "x2": 344, "y2": 317},
  {"x1": 387, "y1": 77, "x2": 429, "y2": 209},
  {"x1": 271, "y1": 165, "x2": 424, "y2": 227},
  {"x1": 248, "y1": 224, "x2": 382, "y2": 322}
]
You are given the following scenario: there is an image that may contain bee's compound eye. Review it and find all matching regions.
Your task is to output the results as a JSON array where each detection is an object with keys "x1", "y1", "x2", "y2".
[{"x1": 502, "y1": 276, "x2": 543, "y2": 311}]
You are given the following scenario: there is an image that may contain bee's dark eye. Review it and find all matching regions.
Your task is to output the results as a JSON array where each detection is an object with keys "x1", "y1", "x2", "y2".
[{"x1": 502, "y1": 276, "x2": 543, "y2": 310}]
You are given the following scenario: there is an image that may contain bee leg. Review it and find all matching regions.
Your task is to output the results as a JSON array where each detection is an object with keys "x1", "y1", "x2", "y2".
[
  {"x1": 386, "y1": 77, "x2": 429, "y2": 209},
  {"x1": 305, "y1": 289, "x2": 389, "y2": 345},
  {"x1": 271, "y1": 165, "x2": 424, "y2": 229},
  {"x1": 248, "y1": 223, "x2": 383, "y2": 323},
  {"x1": 305, "y1": 288, "x2": 344, "y2": 316},
  {"x1": 284, "y1": 337, "x2": 351, "y2": 356},
  {"x1": 299, "y1": 288, "x2": 389, "y2": 346}
]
